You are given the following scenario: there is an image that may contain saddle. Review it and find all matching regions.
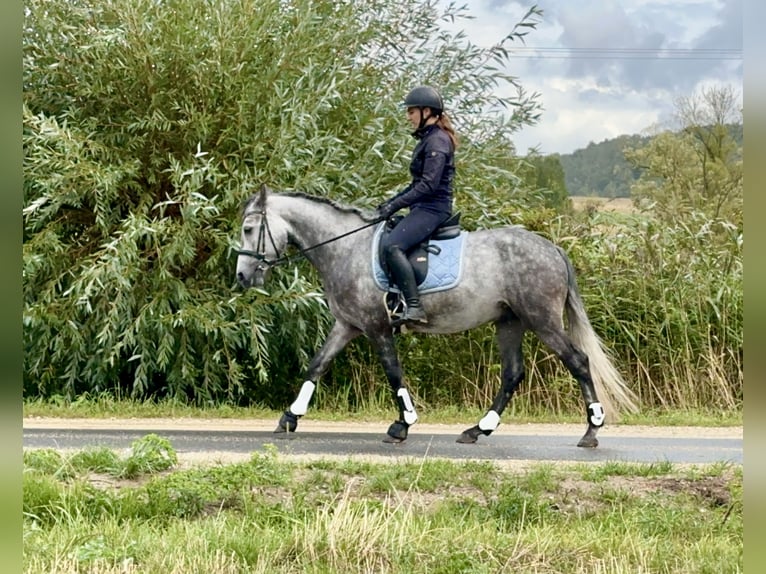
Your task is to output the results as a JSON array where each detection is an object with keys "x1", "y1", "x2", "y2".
[{"x1": 377, "y1": 212, "x2": 462, "y2": 286}]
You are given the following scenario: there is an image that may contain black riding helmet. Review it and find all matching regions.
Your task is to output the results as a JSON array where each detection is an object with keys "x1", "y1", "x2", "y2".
[
  {"x1": 403, "y1": 85, "x2": 444, "y2": 113},
  {"x1": 402, "y1": 86, "x2": 444, "y2": 129}
]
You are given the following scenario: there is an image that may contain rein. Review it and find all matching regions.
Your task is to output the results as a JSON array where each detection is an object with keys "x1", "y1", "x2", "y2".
[{"x1": 236, "y1": 209, "x2": 383, "y2": 268}]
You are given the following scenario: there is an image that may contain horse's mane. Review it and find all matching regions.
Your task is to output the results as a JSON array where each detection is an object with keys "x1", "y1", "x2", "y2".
[{"x1": 242, "y1": 190, "x2": 377, "y2": 221}]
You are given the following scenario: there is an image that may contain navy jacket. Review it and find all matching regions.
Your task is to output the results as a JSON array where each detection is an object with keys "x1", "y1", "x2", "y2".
[{"x1": 386, "y1": 124, "x2": 454, "y2": 215}]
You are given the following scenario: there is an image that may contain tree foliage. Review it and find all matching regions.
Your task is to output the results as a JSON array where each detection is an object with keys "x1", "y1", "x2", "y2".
[
  {"x1": 23, "y1": 0, "x2": 543, "y2": 402},
  {"x1": 558, "y1": 134, "x2": 651, "y2": 198},
  {"x1": 625, "y1": 84, "x2": 743, "y2": 228},
  {"x1": 519, "y1": 152, "x2": 570, "y2": 212}
]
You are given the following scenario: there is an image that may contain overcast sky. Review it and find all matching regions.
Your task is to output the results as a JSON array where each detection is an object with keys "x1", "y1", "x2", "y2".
[{"x1": 442, "y1": 0, "x2": 743, "y2": 155}]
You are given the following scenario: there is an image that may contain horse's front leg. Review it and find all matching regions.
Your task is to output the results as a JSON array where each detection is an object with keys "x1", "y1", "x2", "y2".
[
  {"x1": 369, "y1": 331, "x2": 418, "y2": 443},
  {"x1": 274, "y1": 320, "x2": 361, "y2": 434}
]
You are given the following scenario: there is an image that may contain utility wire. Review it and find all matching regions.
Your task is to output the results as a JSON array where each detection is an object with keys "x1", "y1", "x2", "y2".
[{"x1": 506, "y1": 46, "x2": 741, "y2": 61}]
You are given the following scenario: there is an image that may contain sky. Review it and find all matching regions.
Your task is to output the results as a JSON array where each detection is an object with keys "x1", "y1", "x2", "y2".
[{"x1": 441, "y1": 0, "x2": 743, "y2": 155}]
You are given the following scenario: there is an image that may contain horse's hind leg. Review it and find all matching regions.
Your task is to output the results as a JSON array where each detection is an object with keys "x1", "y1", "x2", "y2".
[
  {"x1": 274, "y1": 320, "x2": 361, "y2": 434},
  {"x1": 368, "y1": 330, "x2": 418, "y2": 443},
  {"x1": 458, "y1": 317, "x2": 526, "y2": 444},
  {"x1": 535, "y1": 326, "x2": 603, "y2": 448}
]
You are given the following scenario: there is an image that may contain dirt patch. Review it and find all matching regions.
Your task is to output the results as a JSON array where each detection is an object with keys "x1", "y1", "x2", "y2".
[
  {"x1": 658, "y1": 475, "x2": 733, "y2": 507},
  {"x1": 245, "y1": 470, "x2": 737, "y2": 519},
  {"x1": 553, "y1": 472, "x2": 735, "y2": 516},
  {"x1": 86, "y1": 472, "x2": 149, "y2": 490}
]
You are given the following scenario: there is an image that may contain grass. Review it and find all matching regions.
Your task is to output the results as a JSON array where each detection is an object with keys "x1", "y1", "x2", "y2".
[
  {"x1": 22, "y1": 394, "x2": 743, "y2": 427},
  {"x1": 23, "y1": 440, "x2": 743, "y2": 573}
]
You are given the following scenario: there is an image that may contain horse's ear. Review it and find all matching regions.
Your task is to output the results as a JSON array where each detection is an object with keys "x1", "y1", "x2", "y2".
[{"x1": 250, "y1": 183, "x2": 270, "y2": 211}]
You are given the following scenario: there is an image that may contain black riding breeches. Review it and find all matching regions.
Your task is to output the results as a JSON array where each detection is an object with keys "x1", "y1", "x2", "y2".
[{"x1": 380, "y1": 208, "x2": 450, "y2": 255}]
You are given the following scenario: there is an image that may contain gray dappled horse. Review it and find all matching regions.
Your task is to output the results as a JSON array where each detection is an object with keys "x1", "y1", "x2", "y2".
[{"x1": 236, "y1": 185, "x2": 638, "y2": 447}]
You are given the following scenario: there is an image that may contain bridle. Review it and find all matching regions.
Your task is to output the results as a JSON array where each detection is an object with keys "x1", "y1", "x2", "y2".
[{"x1": 236, "y1": 206, "x2": 383, "y2": 269}]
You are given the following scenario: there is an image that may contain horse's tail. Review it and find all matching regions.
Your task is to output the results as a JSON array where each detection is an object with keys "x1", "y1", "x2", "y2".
[{"x1": 557, "y1": 247, "x2": 639, "y2": 421}]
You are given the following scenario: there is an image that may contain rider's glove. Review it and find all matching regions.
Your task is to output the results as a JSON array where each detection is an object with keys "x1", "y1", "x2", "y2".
[{"x1": 375, "y1": 201, "x2": 398, "y2": 220}]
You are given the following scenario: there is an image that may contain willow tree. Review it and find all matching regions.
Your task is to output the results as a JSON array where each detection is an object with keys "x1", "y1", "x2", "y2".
[{"x1": 23, "y1": 0, "x2": 543, "y2": 402}]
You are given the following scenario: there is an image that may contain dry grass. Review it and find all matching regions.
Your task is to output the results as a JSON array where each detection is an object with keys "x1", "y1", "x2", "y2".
[{"x1": 570, "y1": 196, "x2": 636, "y2": 214}]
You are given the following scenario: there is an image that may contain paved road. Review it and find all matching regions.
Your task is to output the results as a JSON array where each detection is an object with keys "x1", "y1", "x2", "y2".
[{"x1": 23, "y1": 426, "x2": 742, "y2": 465}]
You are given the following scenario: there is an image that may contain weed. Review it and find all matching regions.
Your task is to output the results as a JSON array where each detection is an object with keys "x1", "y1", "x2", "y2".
[
  {"x1": 69, "y1": 447, "x2": 121, "y2": 474},
  {"x1": 118, "y1": 434, "x2": 177, "y2": 478},
  {"x1": 23, "y1": 449, "x2": 70, "y2": 478}
]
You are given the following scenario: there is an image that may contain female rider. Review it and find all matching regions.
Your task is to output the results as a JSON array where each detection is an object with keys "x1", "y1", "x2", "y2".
[{"x1": 376, "y1": 85, "x2": 459, "y2": 326}]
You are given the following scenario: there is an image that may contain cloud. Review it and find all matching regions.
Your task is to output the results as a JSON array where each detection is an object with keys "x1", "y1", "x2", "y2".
[
  {"x1": 695, "y1": 0, "x2": 742, "y2": 48},
  {"x1": 440, "y1": 0, "x2": 742, "y2": 153},
  {"x1": 548, "y1": 0, "x2": 740, "y2": 92}
]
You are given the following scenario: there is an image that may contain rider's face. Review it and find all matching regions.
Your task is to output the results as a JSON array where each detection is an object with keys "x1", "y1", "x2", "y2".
[{"x1": 406, "y1": 106, "x2": 430, "y2": 129}]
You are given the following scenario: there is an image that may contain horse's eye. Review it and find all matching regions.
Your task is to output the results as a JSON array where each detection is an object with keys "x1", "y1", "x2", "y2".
[{"x1": 243, "y1": 226, "x2": 253, "y2": 235}]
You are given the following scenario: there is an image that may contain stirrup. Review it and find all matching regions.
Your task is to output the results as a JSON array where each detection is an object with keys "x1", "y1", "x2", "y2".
[
  {"x1": 384, "y1": 291, "x2": 405, "y2": 325},
  {"x1": 394, "y1": 303, "x2": 428, "y2": 326}
]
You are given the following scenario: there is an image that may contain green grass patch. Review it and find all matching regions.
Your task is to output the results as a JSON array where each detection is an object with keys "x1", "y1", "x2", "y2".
[{"x1": 23, "y1": 441, "x2": 742, "y2": 573}]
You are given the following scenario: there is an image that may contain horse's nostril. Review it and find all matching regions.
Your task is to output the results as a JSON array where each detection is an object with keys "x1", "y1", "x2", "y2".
[{"x1": 236, "y1": 272, "x2": 246, "y2": 285}]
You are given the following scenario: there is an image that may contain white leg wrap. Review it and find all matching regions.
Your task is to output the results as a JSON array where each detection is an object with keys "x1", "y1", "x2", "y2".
[
  {"x1": 588, "y1": 402, "x2": 605, "y2": 426},
  {"x1": 289, "y1": 381, "x2": 315, "y2": 416},
  {"x1": 397, "y1": 388, "x2": 418, "y2": 425},
  {"x1": 478, "y1": 410, "x2": 500, "y2": 432}
]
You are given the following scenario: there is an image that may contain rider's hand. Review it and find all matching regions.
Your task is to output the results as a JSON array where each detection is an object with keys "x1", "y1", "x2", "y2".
[{"x1": 376, "y1": 201, "x2": 397, "y2": 220}]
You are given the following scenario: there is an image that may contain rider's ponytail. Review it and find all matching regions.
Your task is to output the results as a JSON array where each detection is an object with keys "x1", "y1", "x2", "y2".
[{"x1": 436, "y1": 113, "x2": 459, "y2": 150}]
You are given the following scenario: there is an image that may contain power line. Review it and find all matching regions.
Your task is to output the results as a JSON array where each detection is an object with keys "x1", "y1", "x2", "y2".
[{"x1": 506, "y1": 46, "x2": 742, "y2": 61}]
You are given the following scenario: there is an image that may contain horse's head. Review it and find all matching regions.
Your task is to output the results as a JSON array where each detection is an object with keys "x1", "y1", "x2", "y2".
[{"x1": 236, "y1": 184, "x2": 289, "y2": 288}]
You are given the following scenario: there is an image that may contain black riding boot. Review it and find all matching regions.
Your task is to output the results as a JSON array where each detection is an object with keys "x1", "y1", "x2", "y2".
[{"x1": 385, "y1": 247, "x2": 428, "y2": 325}]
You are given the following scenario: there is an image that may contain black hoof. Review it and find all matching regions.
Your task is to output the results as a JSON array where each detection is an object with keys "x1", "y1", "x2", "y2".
[
  {"x1": 456, "y1": 425, "x2": 485, "y2": 444},
  {"x1": 577, "y1": 426, "x2": 600, "y2": 448},
  {"x1": 382, "y1": 435, "x2": 406, "y2": 444},
  {"x1": 274, "y1": 410, "x2": 299, "y2": 434},
  {"x1": 384, "y1": 420, "x2": 409, "y2": 443},
  {"x1": 577, "y1": 436, "x2": 599, "y2": 448}
]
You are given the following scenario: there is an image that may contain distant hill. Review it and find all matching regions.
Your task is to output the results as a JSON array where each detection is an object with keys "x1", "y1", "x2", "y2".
[
  {"x1": 557, "y1": 124, "x2": 743, "y2": 198},
  {"x1": 557, "y1": 134, "x2": 651, "y2": 198}
]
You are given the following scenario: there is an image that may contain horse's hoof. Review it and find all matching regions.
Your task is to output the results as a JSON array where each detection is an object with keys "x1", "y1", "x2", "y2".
[
  {"x1": 382, "y1": 435, "x2": 406, "y2": 444},
  {"x1": 274, "y1": 411, "x2": 299, "y2": 434},
  {"x1": 577, "y1": 436, "x2": 599, "y2": 448},
  {"x1": 577, "y1": 425, "x2": 600, "y2": 448},
  {"x1": 385, "y1": 420, "x2": 409, "y2": 442},
  {"x1": 456, "y1": 426, "x2": 483, "y2": 444}
]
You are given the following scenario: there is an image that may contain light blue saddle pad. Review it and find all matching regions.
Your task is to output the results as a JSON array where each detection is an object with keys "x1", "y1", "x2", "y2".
[{"x1": 371, "y1": 222, "x2": 467, "y2": 294}]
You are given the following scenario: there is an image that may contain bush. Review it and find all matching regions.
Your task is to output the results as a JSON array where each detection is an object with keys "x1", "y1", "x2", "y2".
[{"x1": 23, "y1": 0, "x2": 542, "y2": 403}]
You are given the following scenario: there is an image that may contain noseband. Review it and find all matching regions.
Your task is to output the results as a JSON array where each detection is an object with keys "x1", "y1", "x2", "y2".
[
  {"x1": 237, "y1": 207, "x2": 383, "y2": 269},
  {"x1": 236, "y1": 207, "x2": 285, "y2": 269}
]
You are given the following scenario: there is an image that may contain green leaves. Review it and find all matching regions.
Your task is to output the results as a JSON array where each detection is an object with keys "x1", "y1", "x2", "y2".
[
  {"x1": 23, "y1": 0, "x2": 545, "y2": 403},
  {"x1": 625, "y1": 85, "x2": 742, "y2": 229}
]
